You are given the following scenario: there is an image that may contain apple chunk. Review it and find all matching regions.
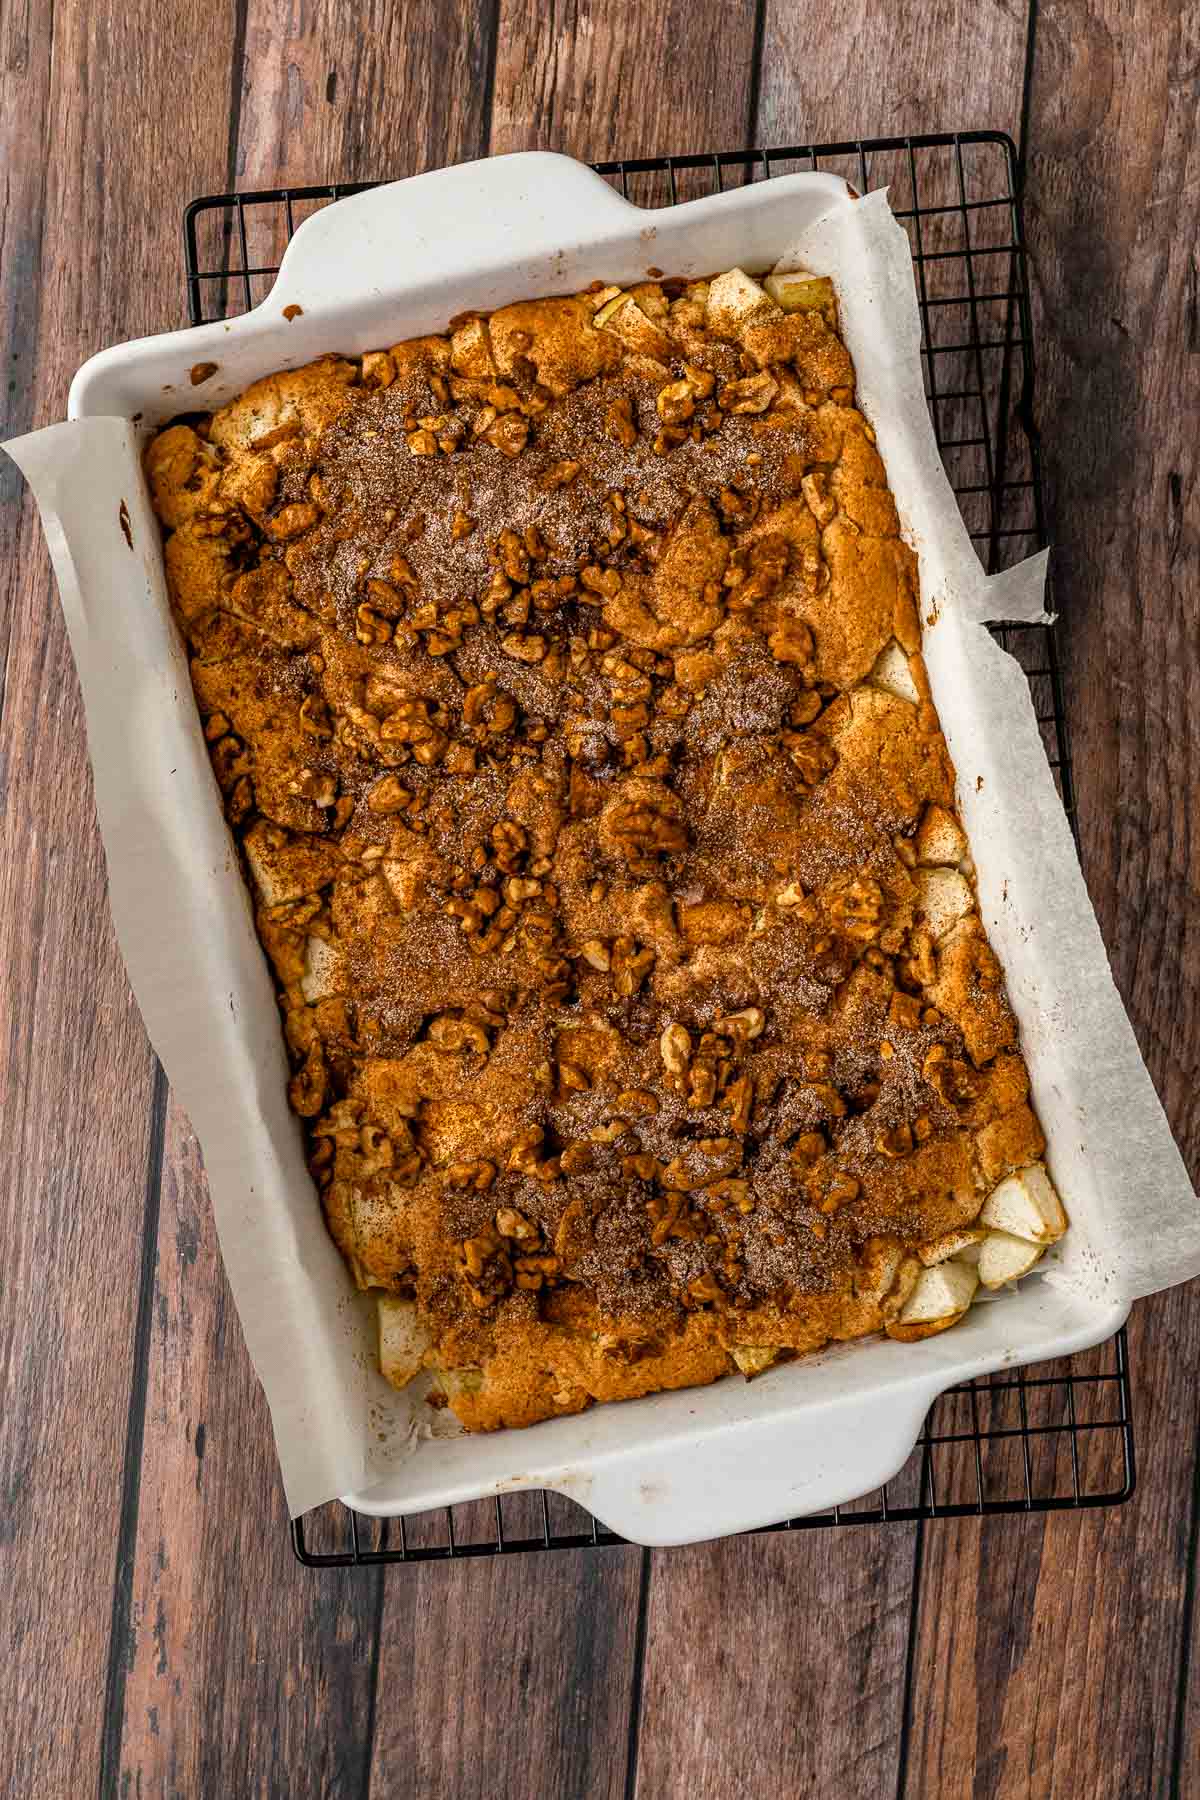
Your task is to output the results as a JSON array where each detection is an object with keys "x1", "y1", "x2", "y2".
[
  {"x1": 915, "y1": 865, "x2": 974, "y2": 940},
  {"x1": 764, "y1": 271, "x2": 835, "y2": 314},
  {"x1": 886, "y1": 1259, "x2": 979, "y2": 1341},
  {"x1": 978, "y1": 1231, "x2": 1045, "y2": 1289},
  {"x1": 916, "y1": 803, "x2": 967, "y2": 866},
  {"x1": 705, "y1": 268, "x2": 773, "y2": 334},
  {"x1": 378, "y1": 1295, "x2": 433, "y2": 1388},
  {"x1": 979, "y1": 1162, "x2": 1067, "y2": 1244},
  {"x1": 918, "y1": 1226, "x2": 986, "y2": 1267},
  {"x1": 300, "y1": 934, "x2": 343, "y2": 1003},
  {"x1": 595, "y1": 295, "x2": 674, "y2": 357},
  {"x1": 869, "y1": 638, "x2": 921, "y2": 704}
]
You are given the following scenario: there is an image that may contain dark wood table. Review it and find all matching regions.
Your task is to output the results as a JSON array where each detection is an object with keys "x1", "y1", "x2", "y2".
[{"x1": 2, "y1": 2, "x2": 1197, "y2": 1793}]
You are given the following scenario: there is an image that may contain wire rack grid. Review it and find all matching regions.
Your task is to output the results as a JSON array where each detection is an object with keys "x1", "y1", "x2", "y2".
[{"x1": 182, "y1": 133, "x2": 1133, "y2": 1569}]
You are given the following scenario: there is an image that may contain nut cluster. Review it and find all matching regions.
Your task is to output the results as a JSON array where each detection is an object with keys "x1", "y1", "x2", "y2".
[{"x1": 145, "y1": 263, "x2": 1034, "y2": 1417}]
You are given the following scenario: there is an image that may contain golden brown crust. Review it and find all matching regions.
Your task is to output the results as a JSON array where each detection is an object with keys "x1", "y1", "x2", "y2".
[{"x1": 148, "y1": 271, "x2": 1049, "y2": 1432}]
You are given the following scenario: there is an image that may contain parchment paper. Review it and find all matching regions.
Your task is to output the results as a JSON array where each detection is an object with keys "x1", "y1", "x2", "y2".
[{"x1": 6, "y1": 186, "x2": 1197, "y2": 1516}]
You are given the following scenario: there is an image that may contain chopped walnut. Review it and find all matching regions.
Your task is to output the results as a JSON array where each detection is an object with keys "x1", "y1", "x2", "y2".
[
  {"x1": 722, "y1": 1073, "x2": 755, "y2": 1133},
  {"x1": 801, "y1": 470, "x2": 838, "y2": 526},
  {"x1": 890, "y1": 992, "x2": 924, "y2": 1031},
  {"x1": 355, "y1": 603, "x2": 394, "y2": 646},
  {"x1": 876, "y1": 1123, "x2": 915, "y2": 1159},
  {"x1": 290, "y1": 768, "x2": 337, "y2": 807},
  {"x1": 463, "y1": 678, "x2": 517, "y2": 738},
  {"x1": 361, "y1": 350, "x2": 396, "y2": 389},
  {"x1": 428, "y1": 1012, "x2": 491, "y2": 1055},
  {"x1": 817, "y1": 1171, "x2": 860, "y2": 1215},
  {"x1": 923, "y1": 1045, "x2": 983, "y2": 1110},
  {"x1": 903, "y1": 926, "x2": 938, "y2": 988},
  {"x1": 684, "y1": 1271, "x2": 725, "y2": 1307},
  {"x1": 299, "y1": 694, "x2": 333, "y2": 738},
  {"x1": 501, "y1": 1123, "x2": 560, "y2": 1182},
  {"x1": 611, "y1": 936, "x2": 655, "y2": 997},
  {"x1": 647, "y1": 1191, "x2": 699, "y2": 1247},
  {"x1": 378, "y1": 698, "x2": 448, "y2": 766},
  {"x1": 484, "y1": 413, "x2": 530, "y2": 456},
  {"x1": 716, "y1": 1007, "x2": 765, "y2": 1042},
  {"x1": 514, "y1": 1252, "x2": 561, "y2": 1292},
  {"x1": 266, "y1": 501, "x2": 320, "y2": 541},
  {"x1": 826, "y1": 873, "x2": 884, "y2": 941},
  {"x1": 768, "y1": 615, "x2": 816, "y2": 667},
  {"x1": 616, "y1": 1088, "x2": 659, "y2": 1116},
  {"x1": 688, "y1": 1062, "x2": 718, "y2": 1107},
  {"x1": 495, "y1": 1204, "x2": 540, "y2": 1243},
  {"x1": 656, "y1": 379, "x2": 695, "y2": 424},
  {"x1": 606, "y1": 393, "x2": 638, "y2": 447},
  {"x1": 786, "y1": 733, "x2": 837, "y2": 794},
  {"x1": 682, "y1": 362, "x2": 716, "y2": 399},
  {"x1": 606, "y1": 794, "x2": 688, "y2": 872},
  {"x1": 459, "y1": 1229, "x2": 512, "y2": 1307},
  {"x1": 148, "y1": 267, "x2": 1048, "y2": 1427},
  {"x1": 490, "y1": 819, "x2": 528, "y2": 872},
  {"x1": 501, "y1": 632, "x2": 547, "y2": 663},
  {"x1": 539, "y1": 459, "x2": 582, "y2": 491},
  {"x1": 446, "y1": 1160, "x2": 496, "y2": 1192},
  {"x1": 719, "y1": 372, "x2": 778, "y2": 414}
]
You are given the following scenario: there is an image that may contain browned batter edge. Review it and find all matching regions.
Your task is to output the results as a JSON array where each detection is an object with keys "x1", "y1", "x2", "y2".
[{"x1": 146, "y1": 268, "x2": 1051, "y2": 1431}]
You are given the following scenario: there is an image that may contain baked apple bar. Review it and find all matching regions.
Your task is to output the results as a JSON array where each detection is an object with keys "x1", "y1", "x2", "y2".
[{"x1": 146, "y1": 264, "x2": 1066, "y2": 1430}]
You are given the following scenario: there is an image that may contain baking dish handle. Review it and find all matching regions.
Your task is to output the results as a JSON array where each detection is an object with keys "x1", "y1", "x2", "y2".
[
  {"x1": 269, "y1": 152, "x2": 641, "y2": 313},
  {"x1": 541, "y1": 1374, "x2": 944, "y2": 1546}
]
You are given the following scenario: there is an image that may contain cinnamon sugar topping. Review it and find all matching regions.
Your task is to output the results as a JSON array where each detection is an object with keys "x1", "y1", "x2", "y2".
[{"x1": 147, "y1": 269, "x2": 1047, "y2": 1430}]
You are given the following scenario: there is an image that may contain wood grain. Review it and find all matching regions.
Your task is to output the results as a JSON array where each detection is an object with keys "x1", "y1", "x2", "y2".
[
  {"x1": 0, "y1": 1, "x2": 237, "y2": 1795},
  {"x1": 235, "y1": 0, "x2": 496, "y2": 188},
  {"x1": 366, "y1": 14, "x2": 768, "y2": 1791},
  {"x1": 370, "y1": 1542, "x2": 645, "y2": 1798},
  {"x1": 904, "y1": 0, "x2": 1200, "y2": 1792},
  {"x1": 757, "y1": 0, "x2": 1029, "y2": 145},
  {"x1": 115, "y1": 1104, "x2": 382, "y2": 1797},
  {"x1": 634, "y1": 1530, "x2": 919, "y2": 1800},
  {"x1": 1024, "y1": 0, "x2": 1200, "y2": 1178},
  {"x1": 490, "y1": 0, "x2": 760, "y2": 160},
  {"x1": 628, "y1": 22, "x2": 1035, "y2": 1800},
  {"x1": 906, "y1": 1294, "x2": 1198, "y2": 1800},
  {"x1": 5, "y1": 3, "x2": 1197, "y2": 1797},
  {"x1": 114, "y1": 3, "x2": 511, "y2": 1791}
]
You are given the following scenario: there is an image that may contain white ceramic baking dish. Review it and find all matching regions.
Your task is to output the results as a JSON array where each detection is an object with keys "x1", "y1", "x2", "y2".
[{"x1": 63, "y1": 153, "x2": 1136, "y2": 1544}]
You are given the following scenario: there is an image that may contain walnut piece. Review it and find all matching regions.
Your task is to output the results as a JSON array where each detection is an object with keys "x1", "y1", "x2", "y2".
[{"x1": 147, "y1": 264, "x2": 1051, "y2": 1430}]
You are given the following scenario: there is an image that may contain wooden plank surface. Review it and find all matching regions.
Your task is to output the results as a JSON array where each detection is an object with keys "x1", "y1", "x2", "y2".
[
  {"x1": 757, "y1": 0, "x2": 1030, "y2": 145},
  {"x1": 115, "y1": 1104, "x2": 383, "y2": 1797},
  {"x1": 365, "y1": 10, "x2": 766, "y2": 1792},
  {"x1": 370, "y1": 1538, "x2": 646, "y2": 1799},
  {"x1": 235, "y1": 0, "x2": 496, "y2": 186},
  {"x1": 489, "y1": 0, "x2": 761, "y2": 160},
  {"x1": 635, "y1": 1529, "x2": 919, "y2": 1800},
  {"x1": 0, "y1": 3, "x2": 237, "y2": 1796},
  {"x1": 2, "y1": 1, "x2": 1198, "y2": 1796},
  {"x1": 905, "y1": 1300, "x2": 1198, "y2": 1800},
  {"x1": 1025, "y1": 0, "x2": 1200, "y2": 1176},
  {"x1": 903, "y1": 0, "x2": 1200, "y2": 1793},
  {"x1": 624, "y1": 21, "x2": 1036, "y2": 1800},
  {"x1": 111, "y1": 3, "x2": 505, "y2": 1793}
]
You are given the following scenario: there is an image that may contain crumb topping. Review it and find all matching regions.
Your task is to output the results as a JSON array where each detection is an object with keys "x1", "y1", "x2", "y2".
[{"x1": 147, "y1": 268, "x2": 1046, "y2": 1430}]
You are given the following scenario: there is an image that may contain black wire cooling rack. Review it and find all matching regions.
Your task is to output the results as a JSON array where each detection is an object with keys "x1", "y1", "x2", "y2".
[{"x1": 183, "y1": 133, "x2": 1134, "y2": 1567}]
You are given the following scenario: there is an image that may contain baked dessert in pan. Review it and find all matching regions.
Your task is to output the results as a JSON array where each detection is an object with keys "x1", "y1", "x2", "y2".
[{"x1": 146, "y1": 264, "x2": 1066, "y2": 1431}]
